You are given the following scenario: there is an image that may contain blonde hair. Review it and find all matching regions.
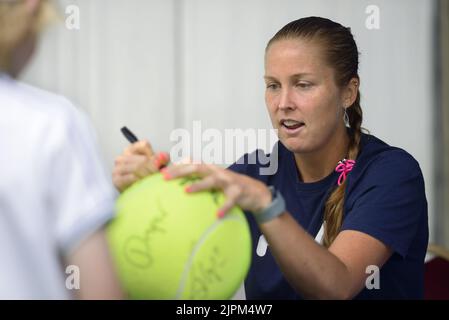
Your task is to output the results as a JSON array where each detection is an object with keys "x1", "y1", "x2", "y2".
[{"x1": 0, "y1": 0, "x2": 57, "y2": 71}]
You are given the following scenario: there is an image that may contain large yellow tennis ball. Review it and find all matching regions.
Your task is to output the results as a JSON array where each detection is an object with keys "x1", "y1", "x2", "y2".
[{"x1": 107, "y1": 172, "x2": 252, "y2": 300}]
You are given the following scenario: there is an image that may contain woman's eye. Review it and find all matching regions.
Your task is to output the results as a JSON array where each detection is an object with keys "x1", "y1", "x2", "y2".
[
  {"x1": 266, "y1": 83, "x2": 280, "y2": 90},
  {"x1": 296, "y1": 82, "x2": 312, "y2": 89}
]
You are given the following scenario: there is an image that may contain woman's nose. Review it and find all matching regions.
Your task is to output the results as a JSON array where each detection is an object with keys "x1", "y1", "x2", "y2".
[{"x1": 278, "y1": 88, "x2": 296, "y2": 111}]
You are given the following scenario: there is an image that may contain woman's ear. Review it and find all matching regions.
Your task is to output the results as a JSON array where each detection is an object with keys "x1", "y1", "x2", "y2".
[{"x1": 343, "y1": 77, "x2": 359, "y2": 107}]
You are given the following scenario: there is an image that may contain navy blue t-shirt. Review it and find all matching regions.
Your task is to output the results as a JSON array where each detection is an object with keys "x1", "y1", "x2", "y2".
[{"x1": 228, "y1": 133, "x2": 429, "y2": 299}]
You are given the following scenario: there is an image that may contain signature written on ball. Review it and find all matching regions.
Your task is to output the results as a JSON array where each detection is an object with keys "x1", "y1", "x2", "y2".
[
  {"x1": 179, "y1": 176, "x2": 220, "y2": 205},
  {"x1": 189, "y1": 246, "x2": 227, "y2": 299},
  {"x1": 123, "y1": 199, "x2": 168, "y2": 269}
]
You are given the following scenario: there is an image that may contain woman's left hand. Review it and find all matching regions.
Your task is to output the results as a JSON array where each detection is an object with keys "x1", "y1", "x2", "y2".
[{"x1": 160, "y1": 162, "x2": 272, "y2": 218}]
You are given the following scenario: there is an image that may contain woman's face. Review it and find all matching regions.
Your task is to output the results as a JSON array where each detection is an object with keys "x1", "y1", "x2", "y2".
[{"x1": 264, "y1": 38, "x2": 347, "y2": 154}]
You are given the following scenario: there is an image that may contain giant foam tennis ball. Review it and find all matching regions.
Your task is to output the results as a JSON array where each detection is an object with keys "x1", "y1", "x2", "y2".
[{"x1": 107, "y1": 172, "x2": 252, "y2": 300}]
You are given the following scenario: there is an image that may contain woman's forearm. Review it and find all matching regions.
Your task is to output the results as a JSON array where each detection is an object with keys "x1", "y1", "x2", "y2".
[{"x1": 259, "y1": 212, "x2": 354, "y2": 299}]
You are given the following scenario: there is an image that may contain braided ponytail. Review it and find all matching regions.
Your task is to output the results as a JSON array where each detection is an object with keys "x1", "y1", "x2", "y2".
[{"x1": 323, "y1": 91, "x2": 363, "y2": 247}]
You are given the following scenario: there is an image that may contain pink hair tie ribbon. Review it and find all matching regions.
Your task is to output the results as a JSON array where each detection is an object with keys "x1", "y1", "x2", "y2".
[{"x1": 335, "y1": 159, "x2": 355, "y2": 186}]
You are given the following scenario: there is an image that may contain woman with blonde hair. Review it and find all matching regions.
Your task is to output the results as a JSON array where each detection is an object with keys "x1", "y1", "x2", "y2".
[{"x1": 0, "y1": 0, "x2": 123, "y2": 299}]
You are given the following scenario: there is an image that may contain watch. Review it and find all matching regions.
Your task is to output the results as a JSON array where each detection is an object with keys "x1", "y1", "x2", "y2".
[{"x1": 254, "y1": 186, "x2": 286, "y2": 224}]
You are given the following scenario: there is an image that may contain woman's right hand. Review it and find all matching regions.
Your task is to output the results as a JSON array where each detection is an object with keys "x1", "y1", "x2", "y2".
[{"x1": 112, "y1": 140, "x2": 170, "y2": 192}]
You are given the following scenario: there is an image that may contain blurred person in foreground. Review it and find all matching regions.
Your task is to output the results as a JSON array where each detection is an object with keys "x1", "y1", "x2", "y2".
[{"x1": 0, "y1": 0, "x2": 123, "y2": 299}]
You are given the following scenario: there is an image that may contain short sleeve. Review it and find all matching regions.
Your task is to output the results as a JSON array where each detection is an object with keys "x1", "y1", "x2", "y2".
[
  {"x1": 43, "y1": 100, "x2": 117, "y2": 255},
  {"x1": 341, "y1": 150, "x2": 427, "y2": 258}
]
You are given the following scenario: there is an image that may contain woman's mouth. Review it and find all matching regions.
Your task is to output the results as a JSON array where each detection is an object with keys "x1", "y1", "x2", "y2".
[{"x1": 280, "y1": 119, "x2": 305, "y2": 134}]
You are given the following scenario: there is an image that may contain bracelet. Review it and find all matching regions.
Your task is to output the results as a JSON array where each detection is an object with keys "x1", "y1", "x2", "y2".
[{"x1": 254, "y1": 186, "x2": 286, "y2": 224}]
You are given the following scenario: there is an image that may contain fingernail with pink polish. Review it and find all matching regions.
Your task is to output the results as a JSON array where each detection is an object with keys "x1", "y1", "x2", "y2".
[
  {"x1": 159, "y1": 152, "x2": 169, "y2": 163},
  {"x1": 216, "y1": 210, "x2": 225, "y2": 219},
  {"x1": 160, "y1": 168, "x2": 170, "y2": 180}
]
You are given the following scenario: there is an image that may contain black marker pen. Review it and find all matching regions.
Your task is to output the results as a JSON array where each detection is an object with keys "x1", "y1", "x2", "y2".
[
  {"x1": 120, "y1": 126, "x2": 169, "y2": 169},
  {"x1": 121, "y1": 126, "x2": 139, "y2": 143}
]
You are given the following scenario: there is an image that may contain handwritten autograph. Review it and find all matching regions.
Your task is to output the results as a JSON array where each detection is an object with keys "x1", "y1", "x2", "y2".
[
  {"x1": 123, "y1": 199, "x2": 168, "y2": 269},
  {"x1": 188, "y1": 245, "x2": 227, "y2": 299},
  {"x1": 179, "y1": 176, "x2": 221, "y2": 205},
  {"x1": 123, "y1": 178, "x2": 221, "y2": 270}
]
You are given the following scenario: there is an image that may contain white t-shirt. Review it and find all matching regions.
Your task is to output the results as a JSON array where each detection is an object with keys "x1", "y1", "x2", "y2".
[{"x1": 0, "y1": 74, "x2": 117, "y2": 299}]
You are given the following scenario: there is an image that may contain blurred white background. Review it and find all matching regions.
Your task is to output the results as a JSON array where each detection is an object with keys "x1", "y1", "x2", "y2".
[{"x1": 21, "y1": 0, "x2": 437, "y2": 298}]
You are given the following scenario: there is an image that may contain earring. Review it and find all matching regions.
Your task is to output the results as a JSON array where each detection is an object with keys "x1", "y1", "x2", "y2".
[{"x1": 343, "y1": 107, "x2": 350, "y2": 127}]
